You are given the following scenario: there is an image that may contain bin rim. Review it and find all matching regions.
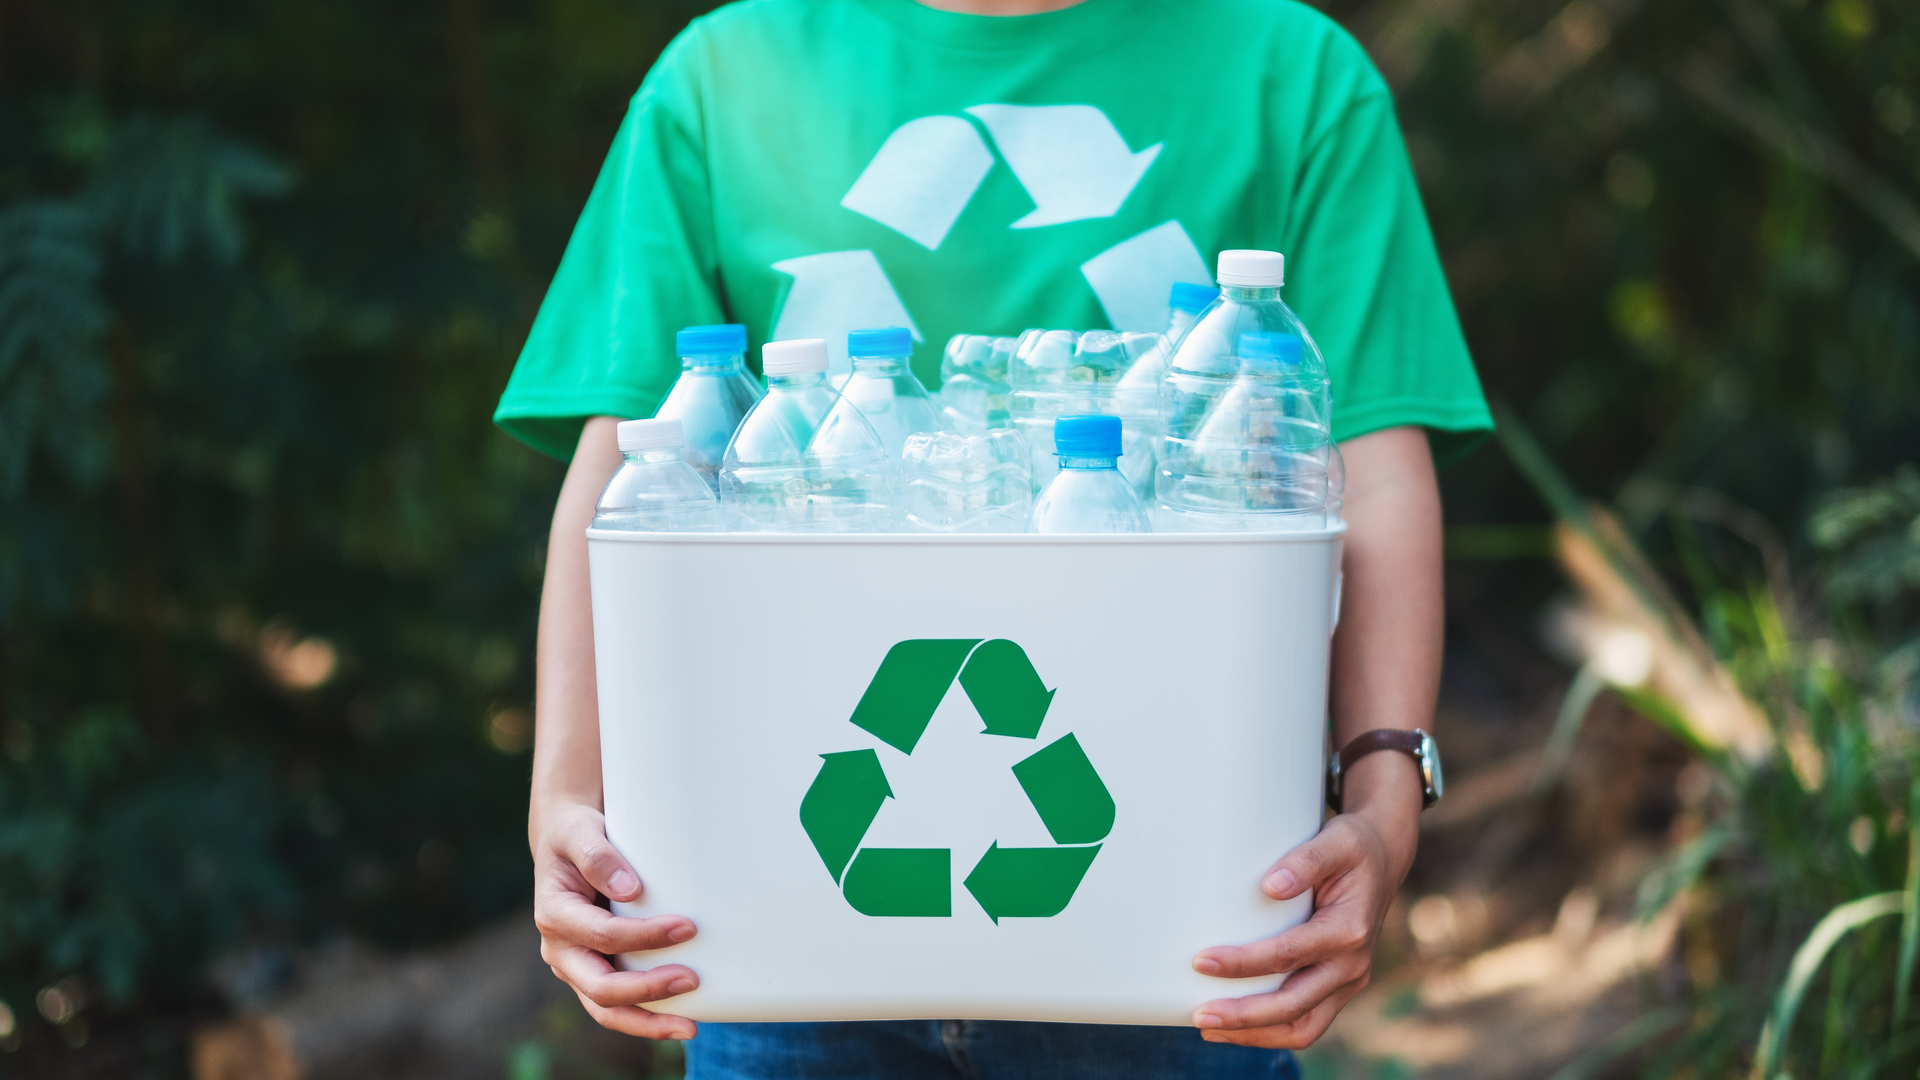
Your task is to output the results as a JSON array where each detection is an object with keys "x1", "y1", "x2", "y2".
[{"x1": 585, "y1": 523, "x2": 1346, "y2": 545}]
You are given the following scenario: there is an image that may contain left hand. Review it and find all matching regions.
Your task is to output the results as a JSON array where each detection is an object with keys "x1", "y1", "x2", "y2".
[{"x1": 1188, "y1": 805, "x2": 1401, "y2": 1048}]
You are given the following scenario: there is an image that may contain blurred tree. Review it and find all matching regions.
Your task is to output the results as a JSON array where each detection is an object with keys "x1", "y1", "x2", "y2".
[
  {"x1": 1323, "y1": 0, "x2": 1920, "y2": 616},
  {"x1": 0, "y1": 1, "x2": 715, "y2": 1071}
]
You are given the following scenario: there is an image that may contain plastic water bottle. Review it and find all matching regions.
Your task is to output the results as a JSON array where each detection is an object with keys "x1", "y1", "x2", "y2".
[
  {"x1": 899, "y1": 429, "x2": 1032, "y2": 533},
  {"x1": 938, "y1": 334, "x2": 1017, "y2": 432},
  {"x1": 1165, "y1": 281, "x2": 1219, "y2": 347},
  {"x1": 652, "y1": 324, "x2": 764, "y2": 485},
  {"x1": 1028, "y1": 416, "x2": 1150, "y2": 534},
  {"x1": 1007, "y1": 329, "x2": 1167, "y2": 500},
  {"x1": 592, "y1": 418, "x2": 722, "y2": 532},
  {"x1": 837, "y1": 327, "x2": 943, "y2": 458},
  {"x1": 719, "y1": 338, "x2": 893, "y2": 532},
  {"x1": 1155, "y1": 250, "x2": 1343, "y2": 531},
  {"x1": 1112, "y1": 333, "x2": 1172, "y2": 504}
]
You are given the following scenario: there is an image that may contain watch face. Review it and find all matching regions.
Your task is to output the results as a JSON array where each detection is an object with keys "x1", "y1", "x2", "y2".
[{"x1": 1419, "y1": 730, "x2": 1444, "y2": 804}]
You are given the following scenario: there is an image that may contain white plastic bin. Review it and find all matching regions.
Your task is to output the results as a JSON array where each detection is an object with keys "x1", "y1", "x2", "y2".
[{"x1": 587, "y1": 529, "x2": 1343, "y2": 1025}]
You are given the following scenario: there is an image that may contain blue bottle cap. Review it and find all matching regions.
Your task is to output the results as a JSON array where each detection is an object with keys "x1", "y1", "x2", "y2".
[
  {"x1": 847, "y1": 327, "x2": 913, "y2": 357},
  {"x1": 1239, "y1": 332, "x2": 1303, "y2": 366},
  {"x1": 677, "y1": 324, "x2": 747, "y2": 356},
  {"x1": 1053, "y1": 415, "x2": 1123, "y2": 458},
  {"x1": 1168, "y1": 281, "x2": 1219, "y2": 315}
]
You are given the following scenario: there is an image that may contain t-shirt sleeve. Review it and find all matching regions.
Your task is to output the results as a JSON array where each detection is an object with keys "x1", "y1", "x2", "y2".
[
  {"x1": 1278, "y1": 85, "x2": 1493, "y2": 466},
  {"x1": 492, "y1": 29, "x2": 726, "y2": 461}
]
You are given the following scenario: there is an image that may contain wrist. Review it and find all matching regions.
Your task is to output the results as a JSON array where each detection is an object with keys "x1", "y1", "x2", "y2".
[
  {"x1": 1335, "y1": 752, "x2": 1423, "y2": 883},
  {"x1": 527, "y1": 734, "x2": 606, "y2": 849},
  {"x1": 528, "y1": 788, "x2": 605, "y2": 852}
]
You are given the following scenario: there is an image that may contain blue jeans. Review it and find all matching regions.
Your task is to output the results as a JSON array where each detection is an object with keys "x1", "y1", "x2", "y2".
[{"x1": 685, "y1": 1021, "x2": 1301, "y2": 1079}]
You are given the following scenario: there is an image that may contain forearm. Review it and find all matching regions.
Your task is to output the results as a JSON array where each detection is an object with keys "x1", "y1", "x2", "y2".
[
  {"x1": 1327, "y1": 426, "x2": 1444, "y2": 883},
  {"x1": 530, "y1": 416, "x2": 627, "y2": 847}
]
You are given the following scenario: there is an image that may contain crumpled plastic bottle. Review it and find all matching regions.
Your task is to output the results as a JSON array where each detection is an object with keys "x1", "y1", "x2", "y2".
[{"x1": 898, "y1": 429, "x2": 1032, "y2": 533}]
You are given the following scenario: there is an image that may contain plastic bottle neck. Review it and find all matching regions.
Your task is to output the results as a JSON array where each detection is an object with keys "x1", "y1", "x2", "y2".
[
  {"x1": 1241, "y1": 358, "x2": 1300, "y2": 379},
  {"x1": 624, "y1": 447, "x2": 684, "y2": 464},
  {"x1": 1058, "y1": 455, "x2": 1120, "y2": 471},
  {"x1": 767, "y1": 371, "x2": 828, "y2": 390},
  {"x1": 681, "y1": 352, "x2": 743, "y2": 372},
  {"x1": 851, "y1": 355, "x2": 911, "y2": 376},
  {"x1": 1221, "y1": 284, "x2": 1282, "y2": 302}
]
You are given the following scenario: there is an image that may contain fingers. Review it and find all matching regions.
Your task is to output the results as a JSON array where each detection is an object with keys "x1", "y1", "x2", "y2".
[
  {"x1": 1258, "y1": 818, "x2": 1363, "y2": 901},
  {"x1": 550, "y1": 813, "x2": 644, "y2": 903},
  {"x1": 534, "y1": 808, "x2": 697, "y2": 954},
  {"x1": 1191, "y1": 903, "x2": 1370, "y2": 979},
  {"x1": 1185, "y1": 811, "x2": 1396, "y2": 1049},
  {"x1": 572, "y1": 987, "x2": 698, "y2": 1041},
  {"x1": 1192, "y1": 947, "x2": 1365, "y2": 1029},
  {"x1": 1197, "y1": 979, "x2": 1362, "y2": 1050},
  {"x1": 530, "y1": 804, "x2": 699, "y2": 1042},
  {"x1": 535, "y1": 894, "x2": 696, "y2": 957},
  {"x1": 544, "y1": 940, "x2": 698, "y2": 1008}
]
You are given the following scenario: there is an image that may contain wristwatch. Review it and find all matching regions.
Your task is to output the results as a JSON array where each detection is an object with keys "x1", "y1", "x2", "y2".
[{"x1": 1326, "y1": 728, "x2": 1443, "y2": 812}]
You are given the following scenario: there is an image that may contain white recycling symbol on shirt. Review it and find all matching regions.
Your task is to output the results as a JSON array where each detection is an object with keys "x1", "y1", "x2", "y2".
[
  {"x1": 771, "y1": 104, "x2": 1214, "y2": 374},
  {"x1": 842, "y1": 105, "x2": 1161, "y2": 244}
]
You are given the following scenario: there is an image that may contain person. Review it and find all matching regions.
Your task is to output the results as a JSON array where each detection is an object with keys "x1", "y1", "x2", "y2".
[{"x1": 493, "y1": 0, "x2": 1492, "y2": 1074}]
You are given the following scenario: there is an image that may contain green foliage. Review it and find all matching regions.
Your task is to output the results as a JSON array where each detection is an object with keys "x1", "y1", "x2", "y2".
[
  {"x1": 1345, "y1": 0, "x2": 1920, "y2": 620},
  {"x1": 87, "y1": 115, "x2": 295, "y2": 266},
  {"x1": 1502, "y1": 432, "x2": 1920, "y2": 1075},
  {"x1": 1374, "y1": 1, "x2": 1920, "y2": 1063},
  {"x1": 1650, "y1": 575, "x2": 1908, "y2": 1075},
  {"x1": 0, "y1": 201, "x2": 110, "y2": 501},
  {"x1": 1815, "y1": 465, "x2": 1920, "y2": 659},
  {"x1": 0, "y1": 1, "x2": 710, "y2": 1066},
  {"x1": 0, "y1": 89, "x2": 560, "y2": 1021},
  {"x1": 0, "y1": 711, "x2": 294, "y2": 1004}
]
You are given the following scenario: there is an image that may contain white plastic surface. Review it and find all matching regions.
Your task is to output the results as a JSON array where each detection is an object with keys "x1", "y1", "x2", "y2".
[
  {"x1": 587, "y1": 529, "x2": 1344, "y2": 1025},
  {"x1": 763, "y1": 338, "x2": 829, "y2": 376},
  {"x1": 616, "y1": 417, "x2": 683, "y2": 452},
  {"x1": 1216, "y1": 249, "x2": 1285, "y2": 287}
]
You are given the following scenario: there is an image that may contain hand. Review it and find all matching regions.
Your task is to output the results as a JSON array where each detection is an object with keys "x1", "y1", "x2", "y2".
[
  {"x1": 1187, "y1": 428, "x2": 1441, "y2": 1049},
  {"x1": 1188, "y1": 806, "x2": 1403, "y2": 1049},
  {"x1": 532, "y1": 801, "x2": 701, "y2": 1039}
]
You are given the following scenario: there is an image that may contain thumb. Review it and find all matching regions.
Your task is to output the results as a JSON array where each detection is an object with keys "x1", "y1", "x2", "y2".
[
  {"x1": 559, "y1": 815, "x2": 643, "y2": 904},
  {"x1": 1260, "y1": 820, "x2": 1359, "y2": 901}
]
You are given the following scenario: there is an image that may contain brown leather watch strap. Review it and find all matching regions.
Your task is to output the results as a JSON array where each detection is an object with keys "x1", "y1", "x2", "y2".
[
  {"x1": 1337, "y1": 729, "x2": 1423, "y2": 764},
  {"x1": 1327, "y1": 728, "x2": 1432, "y2": 812}
]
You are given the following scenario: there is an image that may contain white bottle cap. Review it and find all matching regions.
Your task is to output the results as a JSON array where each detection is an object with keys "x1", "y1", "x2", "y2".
[
  {"x1": 617, "y1": 417, "x2": 684, "y2": 452},
  {"x1": 762, "y1": 338, "x2": 829, "y2": 376},
  {"x1": 1216, "y1": 249, "x2": 1285, "y2": 288}
]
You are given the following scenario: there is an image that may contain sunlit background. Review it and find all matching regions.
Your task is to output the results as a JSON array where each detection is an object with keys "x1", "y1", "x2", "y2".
[{"x1": 1, "y1": 0, "x2": 1916, "y2": 1077}]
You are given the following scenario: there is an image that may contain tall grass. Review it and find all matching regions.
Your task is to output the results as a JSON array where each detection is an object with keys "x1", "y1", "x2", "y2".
[{"x1": 1501, "y1": 414, "x2": 1920, "y2": 1078}]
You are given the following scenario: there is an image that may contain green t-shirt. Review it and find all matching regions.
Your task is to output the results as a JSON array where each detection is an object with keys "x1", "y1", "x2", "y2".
[{"x1": 494, "y1": 0, "x2": 1492, "y2": 462}]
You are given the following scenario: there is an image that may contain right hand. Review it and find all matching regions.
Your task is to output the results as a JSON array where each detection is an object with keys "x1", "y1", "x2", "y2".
[{"x1": 533, "y1": 801, "x2": 701, "y2": 1039}]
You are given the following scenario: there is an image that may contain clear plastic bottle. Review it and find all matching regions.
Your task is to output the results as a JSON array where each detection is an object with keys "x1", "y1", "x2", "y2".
[
  {"x1": 592, "y1": 418, "x2": 722, "y2": 532},
  {"x1": 837, "y1": 327, "x2": 943, "y2": 458},
  {"x1": 652, "y1": 324, "x2": 764, "y2": 485},
  {"x1": 1028, "y1": 415, "x2": 1150, "y2": 534},
  {"x1": 899, "y1": 429, "x2": 1032, "y2": 533},
  {"x1": 1155, "y1": 250, "x2": 1342, "y2": 531},
  {"x1": 1164, "y1": 281, "x2": 1219, "y2": 348},
  {"x1": 938, "y1": 333, "x2": 1017, "y2": 433},
  {"x1": 1008, "y1": 329, "x2": 1167, "y2": 499},
  {"x1": 719, "y1": 338, "x2": 893, "y2": 532}
]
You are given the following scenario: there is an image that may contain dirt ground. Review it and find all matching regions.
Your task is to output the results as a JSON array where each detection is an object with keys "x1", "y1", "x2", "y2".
[{"x1": 1300, "y1": 608, "x2": 1696, "y2": 1080}]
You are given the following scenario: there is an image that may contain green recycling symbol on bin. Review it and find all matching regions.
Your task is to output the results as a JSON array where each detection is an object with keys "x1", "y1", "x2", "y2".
[{"x1": 799, "y1": 639, "x2": 1114, "y2": 922}]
